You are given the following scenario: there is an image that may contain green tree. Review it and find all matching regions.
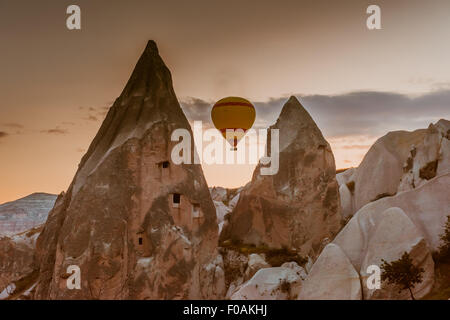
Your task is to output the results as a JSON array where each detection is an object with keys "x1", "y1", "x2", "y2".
[
  {"x1": 437, "y1": 216, "x2": 450, "y2": 262},
  {"x1": 380, "y1": 252, "x2": 425, "y2": 300}
]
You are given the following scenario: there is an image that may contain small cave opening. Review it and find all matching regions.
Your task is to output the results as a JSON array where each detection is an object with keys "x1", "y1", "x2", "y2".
[{"x1": 172, "y1": 193, "x2": 181, "y2": 205}]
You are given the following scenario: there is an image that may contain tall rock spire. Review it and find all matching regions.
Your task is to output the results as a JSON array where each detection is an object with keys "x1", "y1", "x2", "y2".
[
  {"x1": 220, "y1": 96, "x2": 342, "y2": 259},
  {"x1": 33, "y1": 41, "x2": 225, "y2": 299}
]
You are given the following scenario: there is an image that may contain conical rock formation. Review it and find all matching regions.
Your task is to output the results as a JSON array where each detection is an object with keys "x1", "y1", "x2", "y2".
[
  {"x1": 220, "y1": 96, "x2": 342, "y2": 258},
  {"x1": 33, "y1": 41, "x2": 224, "y2": 299}
]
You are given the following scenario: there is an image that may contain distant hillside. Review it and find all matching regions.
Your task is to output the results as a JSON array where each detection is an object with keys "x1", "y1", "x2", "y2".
[{"x1": 0, "y1": 193, "x2": 57, "y2": 236}]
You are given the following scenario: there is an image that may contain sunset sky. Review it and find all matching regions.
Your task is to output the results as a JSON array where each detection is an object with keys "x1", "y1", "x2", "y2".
[{"x1": 1, "y1": 0, "x2": 450, "y2": 203}]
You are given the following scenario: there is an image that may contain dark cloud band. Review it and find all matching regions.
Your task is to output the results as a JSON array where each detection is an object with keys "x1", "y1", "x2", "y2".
[{"x1": 180, "y1": 90, "x2": 450, "y2": 139}]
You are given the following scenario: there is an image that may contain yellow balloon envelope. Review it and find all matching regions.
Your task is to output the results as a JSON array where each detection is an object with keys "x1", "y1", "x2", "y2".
[{"x1": 211, "y1": 97, "x2": 256, "y2": 150}]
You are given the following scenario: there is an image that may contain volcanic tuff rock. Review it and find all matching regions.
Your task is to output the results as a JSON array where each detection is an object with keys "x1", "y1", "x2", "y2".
[
  {"x1": 210, "y1": 187, "x2": 244, "y2": 235},
  {"x1": 231, "y1": 266, "x2": 304, "y2": 300},
  {"x1": 244, "y1": 253, "x2": 271, "y2": 281},
  {"x1": 358, "y1": 207, "x2": 434, "y2": 300},
  {"x1": 340, "y1": 119, "x2": 450, "y2": 217},
  {"x1": 0, "y1": 227, "x2": 41, "y2": 299},
  {"x1": 302, "y1": 173, "x2": 450, "y2": 299},
  {"x1": 220, "y1": 96, "x2": 342, "y2": 258},
  {"x1": 398, "y1": 119, "x2": 450, "y2": 192},
  {"x1": 298, "y1": 243, "x2": 362, "y2": 300},
  {"x1": 0, "y1": 193, "x2": 57, "y2": 236},
  {"x1": 214, "y1": 200, "x2": 231, "y2": 235},
  {"x1": 32, "y1": 41, "x2": 224, "y2": 299}
]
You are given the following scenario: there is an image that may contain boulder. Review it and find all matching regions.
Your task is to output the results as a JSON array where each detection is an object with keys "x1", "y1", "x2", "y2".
[
  {"x1": 335, "y1": 173, "x2": 450, "y2": 258},
  {"x1": 231, "y1": 267, "x2": 303, "y2": 300},
  {"x1": 347, "y1": 119, "x2": 449, "y2": 215},
  {"x1": 359, "y1": 207, "x2": 434, "y2": 300},
  {"x1": 281, "y1": 262, "x2": 307, "y2": 279},
  {"x1": 336, "y1": 168, "x2": 356, "y2": 186},
  {"x1": 353, "y1": 129, "x2": 427, "y2": 212},
  {"x1": 298, "y1": 243, "x2": 362, "y2": 300},
  {"x1": 244, "y1": 253, "x2": 270, "y2": 280},
  {"x1": 329, "y1": 175, "x2": 449, "y2": 299}
]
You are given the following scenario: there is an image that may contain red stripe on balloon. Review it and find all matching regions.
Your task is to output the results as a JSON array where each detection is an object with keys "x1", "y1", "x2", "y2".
[
  {"x1": 213, "y1": 102, "x2": 254, "y2": 108},
  {"x1": 219, "y1": 128, "x2": 248, "y2": 133}
]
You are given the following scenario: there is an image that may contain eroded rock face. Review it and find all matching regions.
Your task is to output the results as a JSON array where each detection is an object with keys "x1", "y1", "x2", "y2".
[
  {"x1": 398, "y1": 119, "x2": 450, "y2": 192},
  {"x1": 305, "y1": 174, "x2": 448, "y2": 300},
  {"x1": 339, "y1": 183, "x2": 353, "y2": 219},
  {"x1": 336, "y1": 173, "x2": 450, "y2": 256},
  {"x1": 336, "y1": 168, "x2": 356, "y2": 187},
  {"x1": 210, "y1": 187, "x2": 243, "y2": 234},
  {"x1": 342, "y1": 119, "x2": 450, "y2": 216},
  {"x1": 244, "y1": 254, "x2": 271, "y2": 281},
  {"x1": 353, "y1": 129, "x2": 427, "y2": 212},
  {"x1": 33, "y1": 41, "x2": 224, "y2": 300},
  {"x1": 359, "y1": 208, "x2": 434, "y2": 300},
  {"x1": 298, "y1": 243, "x2": 362, "y2": 300},
  {"x1": 221, "y1": 97, "x2": 342, "y2": 258},
  {"x1": 333, "y1": 203, "x2": 437, "y2": 300},
  {"x1": 0, "y1": 227, "x2": 41, "y2": 299},
  {"x1": 213, "y1": 201, "x2": 231, "y2": 235}
]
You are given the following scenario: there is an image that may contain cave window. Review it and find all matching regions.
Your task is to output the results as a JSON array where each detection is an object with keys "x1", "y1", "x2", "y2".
[
  {"x1": 158, "y1": 161, "x2": 170, "y2": 169},
  {"x1": 173, "y1": 193, "x2": 181, "y2": 208},
  {"x1": 138, "y1": 237, "x2": 143, "y2": 245}
]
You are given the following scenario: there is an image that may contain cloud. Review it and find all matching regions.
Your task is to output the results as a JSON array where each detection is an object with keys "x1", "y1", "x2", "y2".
[
  {"x1": 79, "y1": 106, "x2": 95, "y2": 111},
  {"x1": 79, "y1": 105, "x2": 109, "y2": 122},
  {"x1": 180, "y1": 97, "x2": 213, "y2": 123},
  {"x1": 1, "y1": 123, "x2": 25, "y2": 135},
  {"x1": 83, "y1": 115, "x2": 98, "y2": 122},
  {"x1": 2, "y1": 123, "x2": 24, "y2": 129},
  {"x1": 299, "y1": 90, "x2": 450, "y2": 138},
  {"x1": 41, "y1": 128, "x2": 69, "y2": 135},
  {"x1": 0, "y1": 131, "x2": 8, "y2": 138},
  {"x1": 180, "y1": 90, "x2": 450, "y2": 139},
  {"x1": 97, "y1": 106, "x2": 110, "y2": 116}
]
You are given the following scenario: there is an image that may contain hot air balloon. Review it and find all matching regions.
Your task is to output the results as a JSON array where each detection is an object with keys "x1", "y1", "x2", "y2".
[{"x1": 211, "y1": 97, "x2": 256, "y2": 151}]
